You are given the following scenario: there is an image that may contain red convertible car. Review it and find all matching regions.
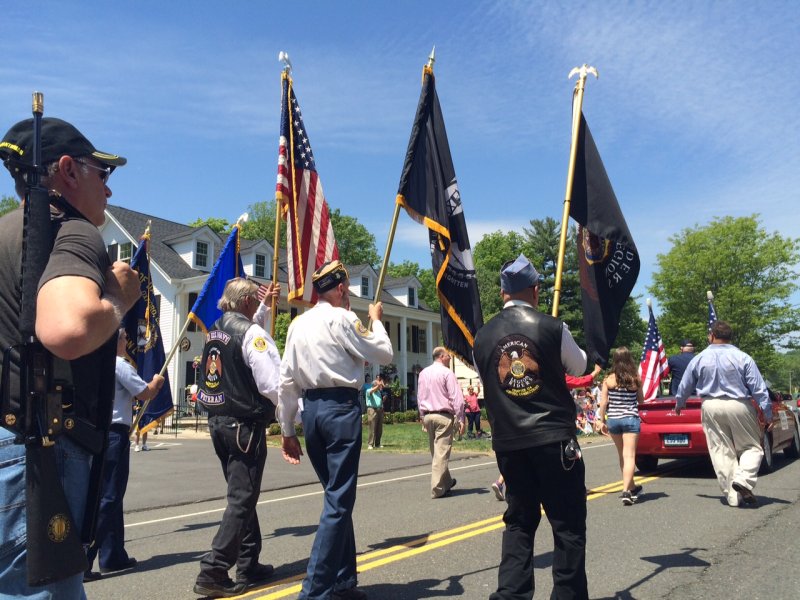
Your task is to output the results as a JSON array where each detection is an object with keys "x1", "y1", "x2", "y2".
[{"x1": 635, "y1": 390, "x2": 800, "y2": 473}]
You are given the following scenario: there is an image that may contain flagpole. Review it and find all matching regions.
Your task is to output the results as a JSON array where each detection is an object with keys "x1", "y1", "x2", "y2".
[
  {"x1": 552, "y1": 64, "x2": 598, "y2": 318},
  {"x1": 132, "y1": 214, "x2": 247, "y2": 433},
  {"x1": 373, "y1": 48, "x2": 436, "y2": 323}
]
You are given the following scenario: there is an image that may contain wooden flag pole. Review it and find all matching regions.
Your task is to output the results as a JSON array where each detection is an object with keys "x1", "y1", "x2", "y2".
[
  {"x1": 373, "y1": 48, "x2": 435, "y2": 325},
  {"x1": 271, "y1": 52, "x2": 293, "y2": 336},
  {"x1": 552, "y1": 64, "x2": 598, "y2": 318}
]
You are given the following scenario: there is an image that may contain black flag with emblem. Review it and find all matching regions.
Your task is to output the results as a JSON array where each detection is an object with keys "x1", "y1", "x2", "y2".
[
  {"x1": 396, "y1": 65, "x2": 483, "y2": 363},
  {"x1": 570, "y1": 113, "x2": 640, "y2": 366}
]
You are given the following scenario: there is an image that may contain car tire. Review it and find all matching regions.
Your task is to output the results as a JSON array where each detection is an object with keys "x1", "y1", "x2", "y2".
[
  {"x1": 636, "y1": 455, "x2": 658, "y2": 473},
  {"x1": 759, "y1": 432, "x2": 774, "y2": 474},
  {"x1": 783, "y1": 422, "x2": 800, "y2": 459}
]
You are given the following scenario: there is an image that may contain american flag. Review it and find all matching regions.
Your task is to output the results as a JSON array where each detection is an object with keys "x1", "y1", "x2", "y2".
[
  {"x1": 639, "y1": 303, "x2": 669, "y2": 400},
  {"x1": 707, "y1": 296, "x2": 718, "y2": 331},
  {"x1": 276, "y1": 72, "x2": 338, "y2": 305}
]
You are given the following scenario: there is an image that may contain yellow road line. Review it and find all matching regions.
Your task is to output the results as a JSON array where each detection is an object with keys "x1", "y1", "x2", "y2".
[{"x1": 241, "y1": 468, "x2": 674, "y2": 600}]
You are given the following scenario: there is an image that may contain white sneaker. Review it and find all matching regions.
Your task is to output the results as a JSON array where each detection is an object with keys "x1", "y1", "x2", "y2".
[
  {"x1": 141, "y1": 444, "x2": 149, "y2": 451},
  {"x1": 134, "y1": 444, "x2": 141, "y2": 452},
  {"x1": 367, "y1": 445, "x2": 374, "y2": 450}
]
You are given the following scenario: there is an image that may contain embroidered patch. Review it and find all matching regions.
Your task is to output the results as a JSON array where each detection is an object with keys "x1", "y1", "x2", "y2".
[
  {"x1": 493, "y1": 335, "x2": 541, "y2": 399},
  {"x1": 354, "y1": 320, "x2": 371, "y2": 337},
  {"x1": 253, "y1": 337, "x2": 267, "y2": 352},
  {"x1": 48, "y1": 514, "x2": 70, "y2": 543},
  {"x1": 204, "y1": 348, "x2": 222, "y2": 390}
]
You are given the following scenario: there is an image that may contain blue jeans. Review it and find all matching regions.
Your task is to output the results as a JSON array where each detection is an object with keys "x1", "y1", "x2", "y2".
[
  {"x1": 87, "y1": 425, "x2": 131, "y2": 569},
  {"x1": 607, "y1": 416, "x2": 641, "y2": 435},
  {"x1": 300, "y1": 392, "x2": 362, "y2": 599},
  {"x1": 0, "y1": 427, "x2": 90, "y2": 599}
]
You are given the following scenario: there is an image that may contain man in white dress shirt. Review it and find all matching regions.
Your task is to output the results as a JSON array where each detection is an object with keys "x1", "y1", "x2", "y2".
[{"x1": 279, "y1": 260, "x2": 393, "y2": 600}]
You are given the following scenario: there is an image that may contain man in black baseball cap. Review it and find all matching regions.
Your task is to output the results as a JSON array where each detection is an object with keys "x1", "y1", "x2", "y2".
[{"x1": 0, "y1": 113, "x2": 139, "y2": 595}]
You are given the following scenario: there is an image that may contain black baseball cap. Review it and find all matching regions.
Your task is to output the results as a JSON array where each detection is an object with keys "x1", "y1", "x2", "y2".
[
  {"x1": 680, "y1": 339, "x2": 694, "y2": 347},
  {"x1": 0, "y1": 117, "x2": 126, "y2": 172}
]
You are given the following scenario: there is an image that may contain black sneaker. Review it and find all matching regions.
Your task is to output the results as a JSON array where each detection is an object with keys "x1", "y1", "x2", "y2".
[
  {"x1": 621, "y1": 491, "x2": 634, "y2": 506},
  {"x1": 193, "y1": 578, "x2": 246, "y2": 598},
  {"x1": 236, "y1": 563, "x2": 274, "y2": 586},
  {"x1": 630, "y1": 484, "x2": 643, "y2": 501},
  {"x1": 332, "y1": 587, "x2": 368, "y2": 600},
  {"x1": 99, "y1": 557, "x2": 137, "y2": 574},
  {"x1": 83, "y1": 569, "x2": 102, "y2": 582}
]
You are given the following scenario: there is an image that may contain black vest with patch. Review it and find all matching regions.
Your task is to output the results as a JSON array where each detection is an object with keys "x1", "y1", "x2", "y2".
[
  {"x1": 196, "y1": 312, "x2": 275, "y2": 423},
  {"x1": 473, "y1": 305, "x2": 577, "y2": 452}
]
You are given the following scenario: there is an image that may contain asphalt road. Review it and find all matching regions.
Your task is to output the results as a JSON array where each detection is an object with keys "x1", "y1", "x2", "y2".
[{"x1": 83, "y1": 431, "x2": 800, "y2": 599}]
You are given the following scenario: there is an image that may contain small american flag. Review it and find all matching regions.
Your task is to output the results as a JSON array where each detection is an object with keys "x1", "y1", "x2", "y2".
[
  {"x1": 639, "y1": 304, "x2": 669, "y2": 400},
  {"x1": 276, "y1": 72, "x2": 338, "y2": 305},
  {"x1": 707, "y1": 296, "x2": 718, "y2": 331}
]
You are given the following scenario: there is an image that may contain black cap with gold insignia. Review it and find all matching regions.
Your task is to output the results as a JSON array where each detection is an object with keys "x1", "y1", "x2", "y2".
[
  {"x1": 312, "y1": 260, "x2": 349, "y2": 293},
  {"x1": 1, "y1": 117, "x2": 126, "y2": 174}
]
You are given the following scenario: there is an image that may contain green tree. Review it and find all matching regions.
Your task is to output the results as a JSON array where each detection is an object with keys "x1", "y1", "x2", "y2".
[
  {"x1": 386, "y1": 260, "x2": 439, "y2": 311},
  {"x1": 329, "y1": 209, "x2": 379, "y2": 268},
  {"x1": 240, "y1": 200, "x2": 285, "y2": 247},
  {"x1": 0, "y1": 195, "x2": 19, "y2": 217},
  {"x1": 765, "y1": 349, "x2": 800, "y2": 395},
  {"x1": 473, "y1": 230, "x2": 528, "y2": 319},
  {"x1": 272, "y1": 312, "x2": 292, "y2": 355},
  {"x1": 187, "y1": 216, "x2": 229, "y2": 234},
  {"x1": 650, "y1": 215, "x2": 800, "y2": 372}
]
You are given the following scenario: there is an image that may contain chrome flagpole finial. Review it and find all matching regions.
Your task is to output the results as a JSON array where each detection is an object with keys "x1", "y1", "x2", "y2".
[{"x1": 278, "y1": 51, "x2": 292, "y2": 74}]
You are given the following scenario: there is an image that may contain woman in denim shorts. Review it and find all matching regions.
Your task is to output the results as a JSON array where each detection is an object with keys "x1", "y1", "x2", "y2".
[{"x1": 596, "y1": 347, "x2": 644, "y2": 506}]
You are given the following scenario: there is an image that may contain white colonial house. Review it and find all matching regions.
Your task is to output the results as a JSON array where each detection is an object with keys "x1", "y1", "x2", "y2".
[{"x1": 99, "y1": 204, "x2": 443, "y2": 412}]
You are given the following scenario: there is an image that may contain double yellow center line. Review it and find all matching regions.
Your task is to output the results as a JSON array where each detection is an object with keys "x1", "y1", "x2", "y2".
[{"x1": 237, "y1": 471, "x2": 667, "y2": 599}]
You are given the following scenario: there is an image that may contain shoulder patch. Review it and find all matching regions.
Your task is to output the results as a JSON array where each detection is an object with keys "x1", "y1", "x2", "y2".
[
  {"x1": 353, "y1": 319, "x2": 371, "y2": 338},
  {"x1": 253, "y1": 337, "x2": 268, "y2": 352}
]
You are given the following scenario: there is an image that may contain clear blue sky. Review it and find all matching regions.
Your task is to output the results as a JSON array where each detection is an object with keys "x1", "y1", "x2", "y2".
[{"x1": 2, "y1": 1, "x2": 798, "y2": 320}]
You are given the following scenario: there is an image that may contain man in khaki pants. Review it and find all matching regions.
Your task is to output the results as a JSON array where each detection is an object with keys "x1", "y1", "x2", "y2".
[
  {"x1": 675, "y1": 320, "x2": 772, "y2": 507},
  {"x1": 417, "y1": 347, "x2": 466, "y2": 498}
]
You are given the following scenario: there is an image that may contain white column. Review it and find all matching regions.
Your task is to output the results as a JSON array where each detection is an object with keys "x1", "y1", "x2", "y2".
[
  {"x1": 399, "y1": 315, "x2": 408, "y2": 390},
  {"x1": 426, "y1": 320, "x2": 433, "y2": 360}
]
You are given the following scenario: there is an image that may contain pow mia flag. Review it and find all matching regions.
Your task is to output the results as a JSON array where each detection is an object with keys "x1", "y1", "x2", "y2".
[
  {"x1": 396, "y1": 65, "x2": 483, "y2": 363},
  {"x1": 570, "y1": 113, "x2": 640, "y2": 366}
]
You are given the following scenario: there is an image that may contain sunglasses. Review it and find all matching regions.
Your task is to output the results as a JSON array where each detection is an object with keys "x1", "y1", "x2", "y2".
[{"x1": 74, "y1": 158, "x2": 111, "y2": 184}]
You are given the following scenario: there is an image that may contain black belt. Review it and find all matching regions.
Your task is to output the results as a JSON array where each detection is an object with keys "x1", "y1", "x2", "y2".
[
  {"x1": 304, "y1": 387, "x2": 359, "y2": 402},
  {"x1": 426, "y1": 410, "x2": 454, "y2": 417}
]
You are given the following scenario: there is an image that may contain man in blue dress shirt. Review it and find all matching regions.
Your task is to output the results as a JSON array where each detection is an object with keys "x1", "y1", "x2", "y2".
[{"x1": 675, "y1": 321, "x2": 772, "y2": 507}]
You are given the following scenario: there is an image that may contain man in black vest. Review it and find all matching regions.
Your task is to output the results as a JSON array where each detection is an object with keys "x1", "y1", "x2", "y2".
[
  {"x1": 473, "y1": 254, "x2": 589, "y2": 600},
  {"x1": 194, "y1": 278, "x2": 281, "y2": 598}
]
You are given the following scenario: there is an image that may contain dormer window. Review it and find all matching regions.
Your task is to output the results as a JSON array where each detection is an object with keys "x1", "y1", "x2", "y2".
[
  {"x1": 196, "y1": 241, "x2": 208, "y2": 268},
  {"x1": 361, "y1": 276, "x2": 369, "y2": 297},
  {"x1": 408, "y1": 287, "x2": 416, "y2": 307},
  {"x1": 255, "y1": 253, "x2": 266, "y2": 278}
]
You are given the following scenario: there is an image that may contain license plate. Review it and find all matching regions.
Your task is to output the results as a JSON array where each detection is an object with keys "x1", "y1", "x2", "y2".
[{"x1": 664, "y1": 433, "x2": 689, "y2": 447}]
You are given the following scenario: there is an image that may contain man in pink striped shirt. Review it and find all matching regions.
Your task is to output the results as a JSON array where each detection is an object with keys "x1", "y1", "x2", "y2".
[{"x1": 417, "y1": 347, "x2": 466, "y2": 498}]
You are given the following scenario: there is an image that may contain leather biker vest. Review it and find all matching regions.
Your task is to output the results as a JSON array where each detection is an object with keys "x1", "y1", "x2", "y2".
[
  {"x1": 473, "y1": 305, "x2": 577, "y2": 451},
  {"x1": 196, "y1": 312, "x2": 275, "y2": 423}
]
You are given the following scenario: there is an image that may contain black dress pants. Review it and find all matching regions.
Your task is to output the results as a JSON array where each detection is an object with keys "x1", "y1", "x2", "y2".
[
  {"x1": 491, "y1": 440, "x2": 588, "y2": 600},
  {"x1": 197, "y1": 416, "x2": 267, "y2": 584}
]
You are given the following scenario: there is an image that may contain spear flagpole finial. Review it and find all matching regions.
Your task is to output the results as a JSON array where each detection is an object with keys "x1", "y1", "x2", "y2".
[
  {"x1": 646, "y1": 297, "x2": 652, "y2": 309},
  {"x1": 278, "y1": 51, "x2": 292, "y2": 75},
  {"x1": 427, "y1": 46, "x2": 436, "y2": 69},
  {"x1": 707, "y1": 290, "x2": 714, "y2": 301}
]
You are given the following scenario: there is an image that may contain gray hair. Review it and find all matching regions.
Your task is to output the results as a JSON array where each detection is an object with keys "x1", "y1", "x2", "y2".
[
  {"x1": 217, "y1": 278, "x2": 259, "y2": 313},
  {"x1": 10, "y1": 159, "x2": 85, "y2": 199}
]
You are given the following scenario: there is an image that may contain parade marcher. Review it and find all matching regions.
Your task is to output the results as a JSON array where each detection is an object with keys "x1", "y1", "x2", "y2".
[
  {"x1": 417, "y1": 347, "x2": 466, "y2": 499},
  {"x1": 365, "y1": 374, "x2": 385, "y2": 449},
  {"x1": 473, "y1": 254, "x2": 589, "y2": 600},
  {"x1": 193, "y1": 278, "x2": 281, "y2": 598},
  {"x1": 464, "y1": 385, "x2": 483, "y2": 438},
  {"x1": 0, "y1": 117, "x2": 139, "y2": 598},
  {"x1": 85, "y1": 329, "x2": 165, "y2": 581},
  {"x1": 675, "y1": 320, "x2": 772, "y2": 507},
  {"x1": 667, "y1": 338, "x2": 695, "y2": 395},
  {"x1": 596, "y1": 347, "x2": 644, "y2": 505},
  {"x1": 279, "y1": 260, "x2": 393, "y2": 600}
]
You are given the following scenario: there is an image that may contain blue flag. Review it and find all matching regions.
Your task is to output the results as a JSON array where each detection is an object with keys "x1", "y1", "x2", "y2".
[
  {"x1": 187, "y1": 225, "x2": 245, "y2": 332},
  {"x1": 125, "y1": 232, "x2": 174, "y2": 434}
]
